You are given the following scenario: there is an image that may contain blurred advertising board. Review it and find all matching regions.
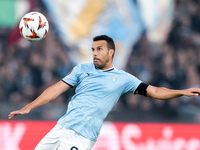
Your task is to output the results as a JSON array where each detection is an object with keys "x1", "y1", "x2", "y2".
[{"x1": 1, "y1": 121, "x2": 200, "y2": 150}]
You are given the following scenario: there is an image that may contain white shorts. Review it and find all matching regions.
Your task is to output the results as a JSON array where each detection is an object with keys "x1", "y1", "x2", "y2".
[{"x1": 34, "y1": 124, "x2": 95, "y2": 150}]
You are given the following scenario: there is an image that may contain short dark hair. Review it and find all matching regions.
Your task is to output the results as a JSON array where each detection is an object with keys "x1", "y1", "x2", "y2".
[{"x1": 93, "y1": 35, "x2": 115, "y2": 51}]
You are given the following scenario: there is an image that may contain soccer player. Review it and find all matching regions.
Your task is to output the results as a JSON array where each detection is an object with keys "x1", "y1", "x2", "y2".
[{"x1": 9, "y1": 35, "x2": 200, "y2": 150}]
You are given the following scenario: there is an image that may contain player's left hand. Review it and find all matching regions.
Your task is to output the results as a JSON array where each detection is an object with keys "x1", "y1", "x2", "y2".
[{"x1": 183, "y1": 88, "x2": 200, "y2": 97}]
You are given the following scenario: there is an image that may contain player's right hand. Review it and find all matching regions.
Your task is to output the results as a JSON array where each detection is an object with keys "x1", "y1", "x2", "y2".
[{"x1": 8, "y1": 108, "x2": 30, "y2": 119}]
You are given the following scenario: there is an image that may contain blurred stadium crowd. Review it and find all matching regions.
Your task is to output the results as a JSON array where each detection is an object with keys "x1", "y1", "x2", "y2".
[{"x1": 1, "y1": 0, "x2": 200, "y2": 123}]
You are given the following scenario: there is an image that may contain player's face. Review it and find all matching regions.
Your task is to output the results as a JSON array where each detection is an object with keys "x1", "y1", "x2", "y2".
[{"x1": 92, "y1": 40, "x2": 113, "y2": 70}]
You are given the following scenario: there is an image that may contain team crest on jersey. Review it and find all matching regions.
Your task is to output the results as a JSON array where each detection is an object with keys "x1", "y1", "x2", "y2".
[{"x1": 111, "y1": 74, "x2": 119, "y2": 82}]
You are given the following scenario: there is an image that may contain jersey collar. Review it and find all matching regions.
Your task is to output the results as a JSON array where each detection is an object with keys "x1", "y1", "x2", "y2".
[
  {"x1": 102, "y1": 67, "x2": 114, "y2": 72},
  {"x1": 93, "y1": 63, "x2": 115, "y2": 72}
]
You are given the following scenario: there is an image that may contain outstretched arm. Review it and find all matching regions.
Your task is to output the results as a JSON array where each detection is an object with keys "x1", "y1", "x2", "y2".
[
  {"x1": 8, "y1": 81, "x2": 70, "y2": 119},
  {"x1": 147, "y1": 85, "x2": 200, "y2": 100}
]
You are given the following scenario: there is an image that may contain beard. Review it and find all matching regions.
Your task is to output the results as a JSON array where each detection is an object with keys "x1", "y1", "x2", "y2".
[{"x1": 93, "y1": 57, "x2": 109, "y2": 70}]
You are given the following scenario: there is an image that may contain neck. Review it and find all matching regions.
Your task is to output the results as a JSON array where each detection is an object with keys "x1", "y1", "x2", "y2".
[
  {"x1": 97, "y1": 64, "x2": 114, "y2": 71},
  {"x1": 99, "y1": 66, "x2": 114, "y2": 71}
]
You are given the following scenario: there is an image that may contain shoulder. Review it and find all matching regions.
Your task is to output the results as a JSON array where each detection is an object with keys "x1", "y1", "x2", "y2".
[
  {"x1": 73, "y1": 63, "x2": 94, "y2": 73},
  {"x1": 77, "y1": 63, "x2": 94, "y2": 70},
  {"x1": 113, "y1": 68, "x2": 130, "y2": 76},
  {"x1": 114, "y1": 68, "x2": 141, "y2": 81},
  {"x1": 78, "y1": 63, "x2": 93, "y2": 68}
]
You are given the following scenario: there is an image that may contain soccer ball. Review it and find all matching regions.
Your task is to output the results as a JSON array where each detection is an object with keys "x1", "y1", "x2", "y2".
[{"x1": 19, "y1": 12, "x2": 49, "y2": 42}]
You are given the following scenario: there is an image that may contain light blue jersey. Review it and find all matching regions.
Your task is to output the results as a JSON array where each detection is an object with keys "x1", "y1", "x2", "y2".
[{"x1": 58, "y1": 63, "x2": 141, "y2": 141}]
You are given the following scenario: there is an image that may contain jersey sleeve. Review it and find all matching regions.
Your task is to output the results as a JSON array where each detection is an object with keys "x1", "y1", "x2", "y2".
[
  {"x1": 123, "y1": 73, "x2": 142, "y2": 94},
  {"x1": 62, "y1": 65, "x2": 80, "y2": 87}
]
